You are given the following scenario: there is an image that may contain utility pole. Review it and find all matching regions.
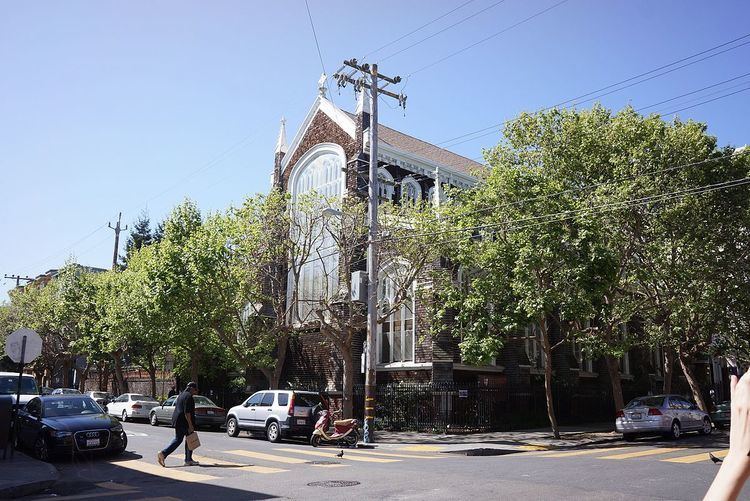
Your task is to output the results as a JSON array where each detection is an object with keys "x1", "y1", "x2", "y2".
[
  {"x1": 108, "y1": 212, "x2": 127, "y2": 271},
  {"x1": 4, "y1": 275, "x2": 33, "y2": 287},
  {"x1": 335, "y1": 59, "x2": 406, "y2": 444}
]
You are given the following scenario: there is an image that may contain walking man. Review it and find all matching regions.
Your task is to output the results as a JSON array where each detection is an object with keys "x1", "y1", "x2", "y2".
[{"x1": 157, "y1": 381, "x2": 199, "y2": 467}]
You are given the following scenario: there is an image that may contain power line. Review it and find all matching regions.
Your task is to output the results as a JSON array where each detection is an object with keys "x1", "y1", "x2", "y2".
[
  {"x1": 647, "y1": 80, "x2": 750, "y2": 115},
  {"x1": 377, "y1": 0, "x2": 508, "y2": 63},
  {"x1": 362, "y1": 0, "x2": 477, "y2": 61},
  {"x1": 304, "y1": 0, "x2": 334, "y2": 107},
  {"x1": 635, "y1": 71, "x2": 750, "y2": 112},
  {"x1": 660, "y1": 86, "x2": 750, "y2": 116},
  {"x1": 407, "y1": 0, "x2": 571, "y2": 77}
]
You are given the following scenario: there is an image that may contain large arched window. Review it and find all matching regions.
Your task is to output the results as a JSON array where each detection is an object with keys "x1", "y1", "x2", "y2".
[
  {"x1": 377, "y1": 265, "x2": 415, "y2": 364},
  {"x1": 288, "y1": 144, "x2": 345, "y2": 324}
]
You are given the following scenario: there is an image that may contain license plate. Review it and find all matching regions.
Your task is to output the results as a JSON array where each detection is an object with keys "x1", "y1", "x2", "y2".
[
  {"x1": 207, "y1": 410, "x2": 214, "y2": 415},
  {"x1": 86, "y1": 439, "x2": 100, "y2": 447},
  {"x1": 631, "y1": 413, "x2": 642, "y2": 420},
  {"x1": 297, "y1": 419, "x2": 306, "y2": 425}
]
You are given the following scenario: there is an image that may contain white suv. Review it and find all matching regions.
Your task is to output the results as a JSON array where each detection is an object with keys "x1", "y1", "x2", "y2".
[
  {"x1": 0, "y1": 372, "x2": 40, "y2": 408},
  {"x1": 226, "y1": 390, "x2": 322, "y2": 442}
]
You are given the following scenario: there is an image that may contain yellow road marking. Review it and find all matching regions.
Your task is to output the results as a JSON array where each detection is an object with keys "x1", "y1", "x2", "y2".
[
  {"x1": 399, "y1": 445, "x2": 444, "y2": 452},
  {"x1": 115, "y1": 459, "x2": 218, "y2": 482},
  {"x1": 544, "y1": 447, "x2": 627, "y2": 458},
  {"x1": 225, "y1": 449, "x2": 308, "y2": 464},
  {"x1": 600, "y1": 447, "x2": 685, "y2": 460},
  {"x1": 518, "y1": 445, "x2": 550, "y2": 451},
  {"x1": 95, "y1": 482, "x2": 137, "y2": 491},
  {"x1": 276, "y1": 447, "x2": 400, "y2": 463},
  {"x1": 662, "y1": 449, "x2": 729, "y2": 464},
  {"x1": 343, "y1": 449, "x2": 442, "y2": 459},
  {"x1": 174, "y1": 454, "x2": 287, "y2": 474}
]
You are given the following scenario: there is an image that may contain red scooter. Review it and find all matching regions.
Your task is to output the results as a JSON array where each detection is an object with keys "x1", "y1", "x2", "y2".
[{"x1": 310, "y1": 403, "x2": 360, "y2": 448}]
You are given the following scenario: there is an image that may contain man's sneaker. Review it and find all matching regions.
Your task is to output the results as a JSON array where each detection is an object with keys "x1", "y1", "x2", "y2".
[
  {"x1": 184, "y1": 460, "x2": 200, "y2": 466},
  {"x1": 157, "y1": 452, "x2": 165, "y2": 467}
]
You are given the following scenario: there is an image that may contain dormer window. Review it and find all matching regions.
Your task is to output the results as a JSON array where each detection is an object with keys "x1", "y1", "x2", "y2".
[{"x1": 401, "y1": 177, "x2": 422, "y2": 204}]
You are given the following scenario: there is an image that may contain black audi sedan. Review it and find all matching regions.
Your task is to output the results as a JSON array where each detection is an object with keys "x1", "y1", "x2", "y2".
[{"x1": 16, "y1": 395, "x2": 128, "y2": 461}]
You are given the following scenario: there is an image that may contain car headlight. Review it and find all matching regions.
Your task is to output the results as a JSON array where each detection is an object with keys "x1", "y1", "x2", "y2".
[
  {"x1": 51, "y1": 430, "x2": 72, "y2": 438},
  {"x1": 111, "y1": 425, "x2": 123, "y2": 433}
]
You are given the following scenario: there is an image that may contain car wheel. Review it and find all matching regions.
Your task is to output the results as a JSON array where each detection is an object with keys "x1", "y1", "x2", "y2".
[
  {"x1": 226, "y1": 417, "x2": 240, "y2": 438},
  {"x1": 121, "y1": 410, "x2": 128, "y2": 423},
  {"x1": 34, "y1": 436, "x2": 50, "y2": 462},
  {"x1": 114, "y1": 433, "x2": 128, "y2": 455},
  {"x1": 667, "y1": 420, "x2": 681, "y2": 440},
  {"x1": 700, "y1": 417, "x2": 713, "y2": 435},
  {"x1": 150, "y1": 412, "x2": 159, "y2": 426},
  {"x1": 266, "y1": 421, "x2": 281, "y2": 443},
  {"x1": 623, "y1": 433, "x2": 636, "y2": 442}
]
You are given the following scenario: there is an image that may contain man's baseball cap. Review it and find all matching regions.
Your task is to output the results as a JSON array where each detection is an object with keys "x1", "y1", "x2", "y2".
[{"x1": 186, "y1": 382, "x2": 199, "y2": 390}]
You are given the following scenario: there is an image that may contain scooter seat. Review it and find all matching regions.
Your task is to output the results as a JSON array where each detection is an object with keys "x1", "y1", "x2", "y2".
[{"x1": 334, "y1": 419, "x2": 356, "y2": 427}]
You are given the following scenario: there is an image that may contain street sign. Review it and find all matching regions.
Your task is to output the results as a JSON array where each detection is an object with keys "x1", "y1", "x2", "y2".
[{"x1": 5, "y1": 328, "x2": 42, "y2": 364}]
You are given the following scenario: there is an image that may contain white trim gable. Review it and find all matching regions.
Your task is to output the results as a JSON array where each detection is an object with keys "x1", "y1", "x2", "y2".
[{"x1": 281, "y1": 97, "x2": 356, "y2": 173}]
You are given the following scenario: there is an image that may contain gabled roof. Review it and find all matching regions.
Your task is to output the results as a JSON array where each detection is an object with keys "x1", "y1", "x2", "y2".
[
  {"x1": 281, "y1": 96, "x2": 483, "y2": 179},
  {"x1": 342, "y1": 110, "x2": 483, "y2": 176}
]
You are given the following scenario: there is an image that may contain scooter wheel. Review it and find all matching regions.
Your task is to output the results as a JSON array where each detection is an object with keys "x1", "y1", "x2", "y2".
[
  {"x1": 310, "y1": 434, "x2": 321, "y2": 448},
  {"x1": 343, "y1": 431, "x2": 359, "y2": 448}
]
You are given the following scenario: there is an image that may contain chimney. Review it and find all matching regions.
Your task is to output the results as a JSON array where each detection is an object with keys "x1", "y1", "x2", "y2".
[{"x1": 272, "y1": 117, "x2": 288, "y2": 190}]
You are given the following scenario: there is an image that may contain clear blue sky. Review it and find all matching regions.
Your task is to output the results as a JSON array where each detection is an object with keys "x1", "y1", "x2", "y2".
[{"x1": 2, "y1": 0, "x2": 749, "y2": 301}]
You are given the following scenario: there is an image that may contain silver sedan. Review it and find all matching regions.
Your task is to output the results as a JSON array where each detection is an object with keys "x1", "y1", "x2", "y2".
[{"x1": 615, "y1": 394, "x2": 713, "y2": 441}]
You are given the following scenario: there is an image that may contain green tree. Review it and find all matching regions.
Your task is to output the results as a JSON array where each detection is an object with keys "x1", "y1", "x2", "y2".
[{"x1": 121, "y1": 210, "x2": 155, "y2": 267}]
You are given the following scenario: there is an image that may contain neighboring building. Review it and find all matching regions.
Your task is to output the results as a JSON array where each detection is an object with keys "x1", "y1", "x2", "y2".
[{"x1": 267, "y1": 82, "x2": 708, "y2": 429}]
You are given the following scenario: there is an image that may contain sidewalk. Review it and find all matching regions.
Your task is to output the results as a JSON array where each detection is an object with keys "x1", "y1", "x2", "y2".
[
  {"x1": 372, "y1": 423, "x2": 620, "y2": 452},
  {"x1": 0, "y1": 451, "x2": 59, "y2": 499}
]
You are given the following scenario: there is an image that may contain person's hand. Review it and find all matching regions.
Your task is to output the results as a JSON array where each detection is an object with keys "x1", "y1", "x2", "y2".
[
  {"x1": 705, "y1": 368, "x2": 750, "y2": 500},
  {"x1": 727, "y1": 370, "x2": 750, "y2": 474}
]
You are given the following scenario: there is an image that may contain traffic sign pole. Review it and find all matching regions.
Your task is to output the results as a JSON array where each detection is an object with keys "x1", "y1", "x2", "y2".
[{"x1": 9, "y1": 336, "x2": 27, "y2": 459}]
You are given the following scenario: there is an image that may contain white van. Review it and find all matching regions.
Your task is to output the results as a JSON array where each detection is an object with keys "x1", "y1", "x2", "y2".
[{"x1": 0, "y1": 372, "x2": 40, "y2": 407}]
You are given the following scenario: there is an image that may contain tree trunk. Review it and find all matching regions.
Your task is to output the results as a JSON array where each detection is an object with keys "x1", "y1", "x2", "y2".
[
  {"x1": 678, "y1": 347, "x2": 708, "y2": 412},
  {"x1": 148, "y1": 366, "x2": 157, "y2": 399},
  {"x1": 269, "y1": 335, "x2": 289, "y2": 390},
  {"x1": 103, "y1": 363, "x2": 111, "y2": 393},
  {"x1": 605, "y1": 355, "x2": 625, "y2": 411},
  {"x1": 112, "y1": 351, "x2": 128, "y2": 394},
  {"x1": 540, "y1": 319, "x2": 559, "y2": 439},
  {"x1": 341, "y1": 349, "x2": 354, "y2": 419},
  {"x1": 62, "y1": 358, "x2": 72, "y2": 388},
  {"x1": 663, "y1": 348, "x2": 674, "y2": 394},
  {"x1": 77, "y1": 363, "x2": 92, "y2": 393},
  {"x1": 190, "y1": 349, "x2": 200, "y2": 384}
]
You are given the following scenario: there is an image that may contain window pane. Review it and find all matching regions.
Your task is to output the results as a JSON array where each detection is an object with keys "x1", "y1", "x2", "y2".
[
  {"x1": 393, "y1": 309, "x2": 402, "y2": 361},
  {"x1": 381, "y1": 321, "x2": 391, "y2": 364},
  {"x1": 404, "y1": 318, "x2": 414, "y2": 361}
]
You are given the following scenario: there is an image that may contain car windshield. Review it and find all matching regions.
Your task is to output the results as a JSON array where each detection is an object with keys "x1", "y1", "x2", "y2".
[
  {"x1": 0, "y1": 375, "x2": 39, "y2": 395},
  {"x1": 626, "y1": 396, "x2": 665, "y2": 409},
  {"x1": 43, "y1": 398, "x2": 103, "y2": 417},
  {"x1": 62, "y1": 389, "x2": 81, "y2": 394},
  {"x1": 131, "y1": 395, "x2": 157, "y2": 402},
  {"x1": 294, "y1": 393, "x2": 322, "y2": 407},
  {"x1": 91, "y1": 392, "x2": 108, "y2": 399},
  {"x1": 193, "y1": 396, "x2": 217, "y2": 406}
]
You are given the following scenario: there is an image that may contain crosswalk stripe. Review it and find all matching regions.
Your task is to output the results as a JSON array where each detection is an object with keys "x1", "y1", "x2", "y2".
[
  {"x1": 600, "y1": 447, "x2": 685, "y2": 460},
  {"x1": 343, "y1": 449, "x2": 442, "y2": 459},
  {"x1": 399, "y1": 445, "x2": 444, "y2": 452},
  {"x1": 543, "y1": 447, "x2": 627, "y2": 458},
  {"x1": 114, "y1": 459, "x2": 218, "y2": 482},
  {"x1": 662, "y1": 449, "x2": 729, "y2": 464},
  {"x1": 225, "y1": 449, "x2": 309, "y2": 464},
  {"x1": 174, "y1": 454, "x2": 287, "y2": 474},
  {"x1": 276, "y1": 447, "x2": 400, "y2": 463}
]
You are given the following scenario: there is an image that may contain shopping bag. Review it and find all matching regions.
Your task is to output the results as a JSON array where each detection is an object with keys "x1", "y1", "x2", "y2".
[{"x1": 186, "y1": 431, "x2": 201, "y2": 451}]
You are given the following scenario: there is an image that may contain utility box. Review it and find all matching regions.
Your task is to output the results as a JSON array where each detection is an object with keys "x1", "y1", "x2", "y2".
[
  {"x1": 0, "y1": 395, "x2": 12, "y2": 458},
  {"x1": 351, "y1": 271, "x2": 368, "y2": 303}
]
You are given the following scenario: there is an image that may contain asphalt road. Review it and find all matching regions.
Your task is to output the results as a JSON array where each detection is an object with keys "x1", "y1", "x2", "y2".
[{"x1": 20, "y1": 421, "x2": 747, "y2": 501}]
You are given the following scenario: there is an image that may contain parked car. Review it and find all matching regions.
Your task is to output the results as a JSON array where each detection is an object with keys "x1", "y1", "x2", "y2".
[
  {"x1": 51, "y1": 388, "x2": 82, "y2": 395},
  {"x1": 40, "y1": 387, "x2": 53, "y2": 396},
  {"x1": 15, "y1": 395, "x2": 127, "y2": 461},
  {"x1": 149, "y1": 395, "x2": 226, "y2": 430},
  {"x1": 105, "y1": 393, "x2": 159, "y2": 422},
  {"x1": 225, "y1": 390, "x2": 323, "y2": 442},
  {"x1": 85, "y1": 391, "x2": 111, "y2": 407},
  {"x1": 711, "y1": 401, "x2": 731, "y2": 429},
  {"x1": 616, "y1": 394, "x2": 713, "y2": 441},
  {"x1": 0, "y1": 371, "x2": 39, "y2": 408}
]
